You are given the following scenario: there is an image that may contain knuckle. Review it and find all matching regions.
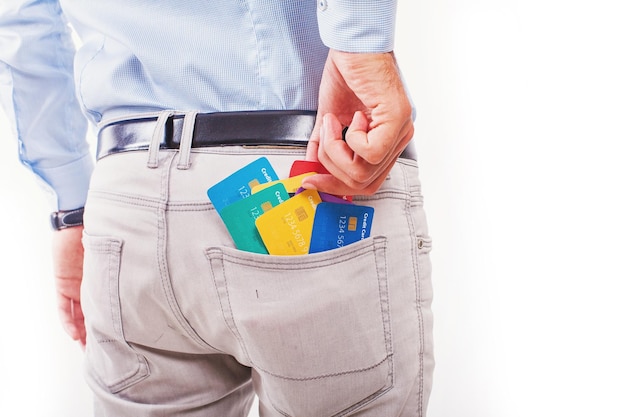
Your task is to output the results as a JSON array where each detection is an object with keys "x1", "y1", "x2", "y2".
[
  {"x1": 359, "y1": 187, "x2": 377, "y2": 196},
  {"x1": 348, "y1": 167, "x2": 374, "y2": 185},
  {"x1": 360, "y1": 147, "x2": 387, "y2": 165}
]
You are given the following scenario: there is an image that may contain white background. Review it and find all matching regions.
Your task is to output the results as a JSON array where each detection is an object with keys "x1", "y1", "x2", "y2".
[{"x1": 1, "y1": 1, "x2": 625, "y2": 416}]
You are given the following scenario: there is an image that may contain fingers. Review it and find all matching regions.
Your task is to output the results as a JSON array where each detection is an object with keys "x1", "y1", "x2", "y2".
[
  {"x1": 305, "y1": 50, "x2": 414, "y2": 195},
  {"x1": 51, "y1": 226, "x2": 86, "y2": 347},
  {"x1": 305, "y1": 117, "x2": 322, "y2": 162},
  {"x1": 57, "y1": 293, "x2": 86, "y2": 347},
  {"x1": 302, "y1": 112, "x2": 413, "y2": 195},
  {"x1": 349, "y1": 115, "x2": 414, "y2": 166}
]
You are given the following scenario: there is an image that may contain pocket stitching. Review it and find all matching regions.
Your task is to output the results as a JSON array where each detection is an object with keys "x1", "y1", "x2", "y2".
[
  {"x1": 207, "y1": 237, "x2": 395, "y2": 416},
  {"x1": 207, "y1": 238, "x2": 393, "y2": 379},
  {"x1": 206, "y1": 236, "x2": 382, "y2": 270},
  {"x1": 207, "y1": 253, "x2": 253, "y2": 364},
  {"x1": 83, "y1": 234, "x2": 150, "y2": 393}
]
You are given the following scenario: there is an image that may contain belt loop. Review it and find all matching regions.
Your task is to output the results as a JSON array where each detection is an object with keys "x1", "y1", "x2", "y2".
[
  {"x1": 147, "y1": 110, "x2": 175, "y2": 169},
  {"x1": 177, "y1": 111, "x2": 198, "y2": 170}
]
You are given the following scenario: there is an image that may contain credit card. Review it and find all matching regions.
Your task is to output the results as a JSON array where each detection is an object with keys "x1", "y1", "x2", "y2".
[
  {"x1": 207, "y1": 157, "x2": 278, "y2": 213},
  {"x1": 251, "y1": 172, "x2": 315, "y2": 194},
  {"x1": 255, "y1": 189, "x2": 322, "y2": 256},
  {"x1": 309, "y1": 202, "x2": 375, "y2": 254},
  {"x1": 290, "y1": 160, "x2": 352, "y2": 202},
  {"x1": 219, "y1": 183, "x2": 290, "y2": 254},
  {"x1": 295, "y1": 187, "x2": 352, "y2": 205},
  {"x1": 289, "y1": 160, "x2": 331, "y2": 177}
]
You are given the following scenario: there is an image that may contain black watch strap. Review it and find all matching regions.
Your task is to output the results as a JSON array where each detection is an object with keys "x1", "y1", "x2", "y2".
[{"x1": 50, "y1": 207, "x2": 85, "y2": 231}]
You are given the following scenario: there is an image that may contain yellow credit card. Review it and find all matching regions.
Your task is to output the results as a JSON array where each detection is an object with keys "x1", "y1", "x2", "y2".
[
  {"x1": 255, "y1": 189, "x2": 322, "y2": 255},
  {"x1": 251, "y1": 172, "x2": 315, "y2": 194}
]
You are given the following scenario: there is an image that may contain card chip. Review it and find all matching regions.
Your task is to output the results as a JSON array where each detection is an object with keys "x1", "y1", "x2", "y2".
[
  {"x1": 295, "y1": 206, "x2": 308, "y2": 221},
  {"x1": 348, "y1": 216, "x2": 358, "y2": 231},
  {"x1": 248, "y1": 179, "x2": 261, "y2": 189},
  {"x1": 261, "y1": 201, "x2": 273, "y2": 212}
]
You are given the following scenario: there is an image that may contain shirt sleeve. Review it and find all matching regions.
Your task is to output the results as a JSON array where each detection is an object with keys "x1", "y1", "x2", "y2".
[
  {"x1": 316, "y1": 0, "x2": 397, "y2": 53},
  {"x1": 0, "y1": 0, "x2": 93, "y2": 211}
]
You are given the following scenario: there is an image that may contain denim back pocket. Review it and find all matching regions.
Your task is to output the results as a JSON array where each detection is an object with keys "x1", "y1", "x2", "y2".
[
  {"x1": 206, "y1": 236, "x2": 393, "y2": 417},
  {"x1": 81, "y1": 233, "x2": 150, "y2": 393}
]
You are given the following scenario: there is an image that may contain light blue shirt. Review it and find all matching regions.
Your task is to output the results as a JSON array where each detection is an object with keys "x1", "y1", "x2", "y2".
[{"x1": 0, "y1": 0, "x2": 398, "y2": 210}]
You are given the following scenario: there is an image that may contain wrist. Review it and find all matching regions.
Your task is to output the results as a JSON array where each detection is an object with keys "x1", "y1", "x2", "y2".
[
  {"x1": 50, "y1": 207, "x2": 84, "y2": 231},
  {"x1": 328, "y1": 49, "x2": 396, "y2": 67}
]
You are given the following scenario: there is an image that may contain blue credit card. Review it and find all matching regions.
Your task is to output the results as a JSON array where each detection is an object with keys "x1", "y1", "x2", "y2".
[
  {"x1": 309, "y1": 202, "x2": 375, "y2": 253},
  {"x1": 207, "y1": 157, "x2": 278, "y2": 213}
]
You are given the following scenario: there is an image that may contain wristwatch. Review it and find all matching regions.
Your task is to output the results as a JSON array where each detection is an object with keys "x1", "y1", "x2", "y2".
[{"x1": 50, "y1": 207, "x2": 85, "y2": 231}]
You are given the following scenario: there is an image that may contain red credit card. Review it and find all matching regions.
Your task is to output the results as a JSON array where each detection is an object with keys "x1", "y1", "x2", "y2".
[
  {"x1": 289, "y1": 160, "x2": 352, "y2": 202},
  {"x1": 289, "y1": 160, "x2": 331, "y2": 177}
]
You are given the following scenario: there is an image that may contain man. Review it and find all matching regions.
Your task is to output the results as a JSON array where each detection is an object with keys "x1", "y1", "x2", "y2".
[{"x1": 0, "y1": 1, "x2": 433, "y2": 416}]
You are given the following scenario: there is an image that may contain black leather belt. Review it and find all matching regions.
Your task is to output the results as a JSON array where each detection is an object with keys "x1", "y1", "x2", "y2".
[{"x1": 96, "y1": 110, "x2": 417, "y2": 161}]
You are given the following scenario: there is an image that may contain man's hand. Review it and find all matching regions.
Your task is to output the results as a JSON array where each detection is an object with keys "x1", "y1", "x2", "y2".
[
  {"x1": 303, "y1": 49, "x2": 414, "y2": 196},
  {"x1": 51, "y1": 226, "x2": 86, "y2": 347}
]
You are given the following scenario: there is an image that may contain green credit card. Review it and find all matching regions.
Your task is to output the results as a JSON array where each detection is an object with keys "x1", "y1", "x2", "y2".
[{"x1": 220, "y1": 183, "x2": 290, "y2": 254}]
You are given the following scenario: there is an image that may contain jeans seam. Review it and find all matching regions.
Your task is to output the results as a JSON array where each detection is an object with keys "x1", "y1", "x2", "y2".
[
  {"x1": 373, "y1": 237, "x2": 394, "y2": 386},
  {"x1": 155, "y1": 155, "x2": 220, "y2": 351},
  {"x1": 83, "y1": 235, "x2": 150, "y2": 393},
  {"x1": 208, "y1": 251, "x2": 254, "y2": 363},
  {"x1": 400, "y1": 162, "x2": 426, "y2": 416},
  {"x1": 108, "y1": 240, "x2": 122, "y2": 338},
  {"x1": 210, "y1": 239, "x2": 379, "y2": 270}
]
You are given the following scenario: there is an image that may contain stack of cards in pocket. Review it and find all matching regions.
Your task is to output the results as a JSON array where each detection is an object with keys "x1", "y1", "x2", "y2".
[{"x1": 207, "y1": 157, "x2": 374, "y2": 255}]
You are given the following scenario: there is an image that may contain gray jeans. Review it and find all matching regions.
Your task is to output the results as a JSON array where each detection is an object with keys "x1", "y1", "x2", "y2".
[{"x1": 82, "y1": 142, "x2": 434, "y2": 416}]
